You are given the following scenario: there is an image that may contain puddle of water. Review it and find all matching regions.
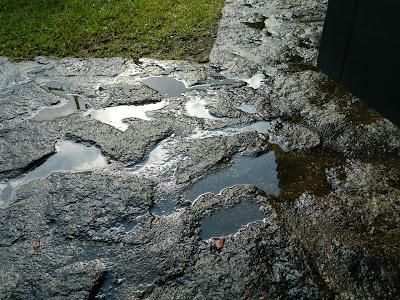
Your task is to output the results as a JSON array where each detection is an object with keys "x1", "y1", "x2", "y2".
[
  {"x1": 190, "y1": 120, "x2": 273, "y2": 139},
  {"x1": 121, "y1": 219, "x2": 138, "y2": 233},
  {"x1": 151, "y1": 181, "x2": 181, "y2": 217},
  {"x1": 218, "y1": 121, "x2": 272, "y2": 135},
  {"x1": 129, "y1": 142, "x2": 170, "y2": 172},
  {"x1": 32, "y1": 96, "x2": 88, "y2": 121},
  {"x1": 185, "y1": 97, "x2": 219, "y2": 120},
  {"x1": 237, "y1": 103, "x2": 257, "y2": 113},
  {"x1": 141, "y1": 144, "x2": 169, "y2": 167},
  {"x1": 142, "y1": 76, "x2": 188, "y2": 99},
  {"x1": 87, "y1": 101, "x2": 167, "y2": 131},
  {"x1": 150, "y1": 188, "x2": 179, "y2": 216},
  {"x1": 151, "y1": 200, "x2": 177, "y2": 216},
  {"x1": 185, "y1": 152, "x2": 279, "y2": 202},
  {"x1": 128, "y1": 143, "x2": 180, "y2": 216},
  {"x1": 142, "y1": 75, "x2": 236, "y2": 99},
  {"x1": 244, "y1": 73, "x2": 266, "y2": 89},
  {"x1": 0, "y1": 141, "x2": 107, "y2": 208},
  {"x1": 201, "y1": 201, "x2": 265, "y2": 240}
]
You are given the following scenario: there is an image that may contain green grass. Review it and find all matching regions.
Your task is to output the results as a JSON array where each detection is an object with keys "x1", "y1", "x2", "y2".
[{"x1": 0, "y1": 0, "x2": 225, "y2": 62}]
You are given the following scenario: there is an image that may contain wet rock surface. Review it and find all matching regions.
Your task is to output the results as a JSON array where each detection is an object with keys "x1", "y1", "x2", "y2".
[{"x1": 1, "y1": 0, "x2": 400, "y2": 298}]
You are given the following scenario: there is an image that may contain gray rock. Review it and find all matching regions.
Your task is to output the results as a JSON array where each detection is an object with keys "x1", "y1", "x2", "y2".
[
  {"x1": 0, "y1": 0, "x2": 399, "y2": 297},
  {"x1": 0, "y1": 171, "x2": 153, "y2": 299},
  {"x1": 269, "y1": 122, "x2": 320, "y2": 151},
  {"x1": 285, "y1": 192, "x2": 400, "y2": 298},
  {"x1": 141, "y1": 186, "x2": 329, "y2": 299}
]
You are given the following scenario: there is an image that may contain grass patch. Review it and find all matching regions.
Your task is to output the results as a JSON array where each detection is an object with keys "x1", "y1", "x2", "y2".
[{"x1": 0, "y1": 0, "x2": 225, "y2": 62}]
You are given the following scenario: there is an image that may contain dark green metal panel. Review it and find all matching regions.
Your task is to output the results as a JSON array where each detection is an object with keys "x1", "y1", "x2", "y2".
[
  {"x1": 318, "y1": 0, "x2": 358, "y2": 81},
  {"x1": 318, "y1": 0, "x2": 400, "y2": 126}
]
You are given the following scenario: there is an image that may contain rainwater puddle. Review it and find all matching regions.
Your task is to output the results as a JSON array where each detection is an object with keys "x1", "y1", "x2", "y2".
[
  {"x1": 151, "y1": 200, "x2": 177, "y2": 216},
  {"x1": 0, "y1": 141, "x2": 107, "y2": 208},
  {"x1": 244, "y1": 73, "x2": 266, "y2": 89},
  {"x1": 185, "y1": 152, "x2": 279, "y2": 202},
  {"x1": 221, "y1": 121, "x2": 272, "y2": 134},
  {"x1": 129, "y1": 142, "x2": 170, "y2": 172},
  {"x1": 237, "y1": 103, "x2": 257, "y2": 114},
  {"x1": 121, "y1": 219, "x2": 138, "y2": 233},
  {"x1": 201, "y1": 201, "x2": 265, "y2": 239},
  {"x1": 31, "y1": 96, "x2": 88, "y2": 121},
  {"x1": 185, "y1": 97, "x2": 219, "y2": 120},
  {"x1": 142, "y1": 75, "x2": 236, "y2": 99},
  {"x1": 189, "y1": 120, "x2": 273, "y2": 139},
  {"x1": 142, "y1": 76, "x2": 188, "y2": 99},
  {"x1": 87, "y1": 101, "x2": 167, "y2": 131},
  {"x1": 128, "y1": 142, "x2": 179, "y2": 216},
  {"x1": 150, "y1": 181, "x2": 181, "y2": 217}
]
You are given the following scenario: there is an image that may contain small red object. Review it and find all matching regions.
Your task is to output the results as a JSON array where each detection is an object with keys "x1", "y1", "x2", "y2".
[{"x1": 215, "y1": 238, "x2": 225, "y2": 250}]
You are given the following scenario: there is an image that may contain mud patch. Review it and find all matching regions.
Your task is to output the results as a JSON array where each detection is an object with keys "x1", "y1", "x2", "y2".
[
  {"x1": 348, "y1": 100, "x2": 381, "y2": 125},
  {"x1": 185, "y1": 152, "x2": 279, "y2": 202},
  {"x1": 275, "y1": 148, "x2": 345, "y2": 200}
]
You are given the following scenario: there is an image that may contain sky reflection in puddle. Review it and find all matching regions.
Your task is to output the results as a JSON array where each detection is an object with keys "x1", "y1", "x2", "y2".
[
  {"x1": 243, "y1": 72, "x2": 266, "y2": 89},
  {"x1": 201, "y1": 201, "x2": 265, "y2": 239},
  {"x1": 189, "y1": 120, "x2": 273, "y2": 139},
  {"x1": 142, "y1": 75, "x2": 236, "y2": 99},
  {"x1": 185, "y1": 152, "x2": 279, "y2": 202},
  {"x1": 185, "y1": 97, "x2": 219, "y2": 120},
  {"x1": 237, "y1": 103, "x2": 257, "y2": 113},
  {"x1": 88, "y1": 101, "x2": 167, "y2": 131},
  {"x1": 0, "y1": 141, "x2": 107, "y2": 208},
  {"x1": 129, "y1": 142, "x2": 170, "y2": 173},
  {"x1": 142, "y1": 76, "x2": 188, "y2": 99},
  {"x1": 31, "y1": 96, "x2": 88, "y2": 121}
]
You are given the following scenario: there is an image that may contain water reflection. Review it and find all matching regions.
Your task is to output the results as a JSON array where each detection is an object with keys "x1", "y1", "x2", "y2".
[
  {"x1": 151, "y1": 200, "x2": 177, "y2": 216},
  {"x1": 142, "y1": 76, "x2": 188, "y2": 99},
  {"x1": 189, "y1": 121, "x2": 273, "y2": 139},
  {"x1": 185, "y1": 97, "x2": 219, "y2": 120},
  {"x1": 88, "y1": 101, "x2": 167, "y2": 131},
  {"x1": 243, "y1": 72, "x2": 266, "y2": 89},
  {"x1": 142, "y1": 75, "x2": 236, "y2": 99},
  {"x1": 201, "y1": 201, "x2": 265, "y2": 239},
  {"x1": 0, "y1": 141, "x2": 108, "y2": 208},
  {"x1": 237, "y1": 103, "x2": 257, "y2": 113},
  {"x1": 185, "y1": 152, "x2": 279, "y2": 202},
  {"x1": 32, "y1": 96, "x2": 88, "y2": 121},
  {"x1": 129, "y1": 142, "x2": 170, "y2": 172}
]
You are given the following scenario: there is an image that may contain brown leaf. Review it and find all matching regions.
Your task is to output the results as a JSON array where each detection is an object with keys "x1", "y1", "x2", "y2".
[{"x1": 33, "y1": 240, "x2": 41, "y2": 252}]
